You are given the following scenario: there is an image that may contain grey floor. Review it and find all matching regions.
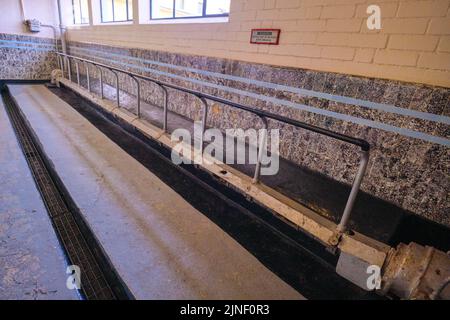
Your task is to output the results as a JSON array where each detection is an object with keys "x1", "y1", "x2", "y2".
[
  {"x1": 0, "y1": 95, "x2": 78, "y2": 300},
  {"x1": 6, "y1": 84, "x2": 304, "y2": 300}
]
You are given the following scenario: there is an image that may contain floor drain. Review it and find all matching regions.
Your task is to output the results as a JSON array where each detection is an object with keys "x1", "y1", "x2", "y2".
[{"x1": 1, "y1": 86, "x2": 132, "y2": 300}]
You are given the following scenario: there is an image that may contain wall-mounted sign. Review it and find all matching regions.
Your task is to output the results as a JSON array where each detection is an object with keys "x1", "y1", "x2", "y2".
[{"x1": 250, "y1": 29, "x2": 281, "y2": 45}]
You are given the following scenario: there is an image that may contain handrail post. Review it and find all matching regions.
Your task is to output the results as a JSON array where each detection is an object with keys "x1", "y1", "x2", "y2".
[
  {"x1": 130, "y1": 75, "x2": 141, "y2": 117},
  {"x1": 336, "y1": 150, "x2": 370, "y2": 234},
  {"x1": 85, "y1": 62, "x2": 91, "y2": 92},
  {"x1": 65, "y1": 57, "x2": 72, "y2": 82},
  {"x1": 156, "y1": 84, "x2": 168, "y2": 132},
  {"x1": 59, "y1": 55, "x2": 65, "y2": 79},
  {"x1": 75, "y1": 60, "x2": 80, "y2": 86},
  {"x1": 163, "y1": 87, "x2": 168, "y2": 132},
  {"x1": 199, "y1": 97, "x2": 208, "y2": 152},
  {"x1": 97, "y1": 66, "x2": 104, "y2": 99},
  {"x1": 253, "y1": 116, "x2": 269, "y2": 184},
  {"x1": 58, "y1": 55, "x2": 63, "y2": 73},
  {"x1": 110, "y1": 69, "x2": 120, "y2": 107}
]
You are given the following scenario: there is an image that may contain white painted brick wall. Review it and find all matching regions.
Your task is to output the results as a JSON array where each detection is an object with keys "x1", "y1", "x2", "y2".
[{"x1": 66, "y1": 0, "x2": 450, "y2": 87}]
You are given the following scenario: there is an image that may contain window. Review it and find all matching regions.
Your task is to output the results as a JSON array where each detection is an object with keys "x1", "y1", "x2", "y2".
[
  {"x1": 101, "y1": 0, "x2": 133, "y2": 22},
  {"x1": 150, "y1": 0, "x2": 230, "y2": 20},
  {"x1": 73, "y1": 0, "x2": 89, "y2": 24}
]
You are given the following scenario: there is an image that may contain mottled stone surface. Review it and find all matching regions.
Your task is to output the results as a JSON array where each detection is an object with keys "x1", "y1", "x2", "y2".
[
  {"x1": 0, "y1": 97, "x2": 78, "y2": 300},
  {"x1": 0, "y1": 33, "x2": 57, "y2": 80},
  {"x1": 66, "y1": 41, "x2": 449, "y2": 226}
]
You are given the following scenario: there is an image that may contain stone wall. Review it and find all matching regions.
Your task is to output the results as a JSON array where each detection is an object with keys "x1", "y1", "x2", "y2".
[
  {"x1": 0, "y1": 33, "x2": 57, "y2": 80},
  {"x1": 68, "y1": 41, "x2": 449, "y2": 226}
]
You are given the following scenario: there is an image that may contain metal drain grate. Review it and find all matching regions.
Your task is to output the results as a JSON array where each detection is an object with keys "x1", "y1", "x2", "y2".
[{"x1": 2, "y1": 87, "x2": 122, "y2": 300}]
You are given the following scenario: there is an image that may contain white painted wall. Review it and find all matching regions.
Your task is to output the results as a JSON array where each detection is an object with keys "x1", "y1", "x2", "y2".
[
  {"x1": 0, "y1": 0, "x2": 59, "y2": 38},
  {"x1": 66, "y1": 0, "x2": 450, "y2": 88}
]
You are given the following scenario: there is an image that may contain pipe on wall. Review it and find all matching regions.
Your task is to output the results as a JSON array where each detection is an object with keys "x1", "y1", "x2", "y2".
[
  {"x1": 19, "y1": 0, "x2": 67, "y2": 56},
  {"x1": 19, "y1": 0, "x2": 26, "y2": 21},
  {"x1": 41, "y1": 24, "x2": 59, "y2": 53},
  {"x1": 56, "y1": 0, "x2": 67, "y2": 54}
]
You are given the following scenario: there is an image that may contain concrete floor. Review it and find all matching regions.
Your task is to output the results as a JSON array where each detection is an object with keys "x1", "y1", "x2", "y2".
[
  {"x1": 7, "y1": 84, "x2": 304, "y2": 299},
  {"x1": 0, "y1": 96, "x2": 78, "y2": 300}
]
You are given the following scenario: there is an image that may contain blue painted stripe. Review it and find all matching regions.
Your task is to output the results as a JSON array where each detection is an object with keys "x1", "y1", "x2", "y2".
[
  {"x1": 71, "y1": 50, "x2": 450, "y2": 147},
  {"x1": 69, "y1": 45, "x2": 450, "y2": 125},
  {"x1": 0, "y1": 44, "x2": 54, "y2": 52},
  {"x1": 0, "y1": 39, "x2": 55, "y2": 49}
]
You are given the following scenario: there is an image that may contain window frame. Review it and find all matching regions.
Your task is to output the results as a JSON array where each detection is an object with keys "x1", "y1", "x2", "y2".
[
  {"x1": 72, "y1": 0, "x2": 89, "y2": 25},
  {"x1": 100, "y1": 0, "x2": 133, "y2": 23},
  {"x1": 150, "y1": 0, "x2": 230, "y2": 21}
]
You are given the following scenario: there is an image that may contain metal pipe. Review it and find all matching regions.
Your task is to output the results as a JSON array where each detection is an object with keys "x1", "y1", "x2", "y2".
[
  {"x1": 199, "y1": 97, "x2": 208, "y2": 152},
  {"x1": 75, "y1": 60, "x2": 80, "y2": 86},
  {"x1": 65, "y1": 57, "x2": 71, "y2": 82},
  {"x1": 110, "y1": 69, "x2": 120, "y2": 107},
  {"x1": 154, "y1": 84, "x2": 169, "y2": 132},
  {"x1": 58, "y1": 55, "x2": 63, "y2": 72},
  {"x1": 55, "y1": 52, "x2": 370, "y2": 153},
  {"x1": 20, "y1": 0, "x2": 60, "y2": 55},
  {"x1": 56, "y1": 0, "x2": 67, "y2": 55},
  {"x1": 40, "y1": 24, "x2": 59, "y2": 53},
  {"x1": 97, "y1": 66, "x2": 104, "y2": 99},
  {"x1": 336, "y1": 150, "x2": 370, "y2": 233},
  {"x1": 130, "y1": 75, "x2": 141, "y2": 117},
  {"x1": 85, "y1": 62, "x2": 91, "y2": 92},
  {"x1": 59, "y1": 56, "x2": 64, "y2": 78},
  {"x1": 162, "y1": 86, "x2": 168, "y2": 132},
  {"x1": 253, "y1": 116, "x2": 269, "y2": 184},
  {"x1": 19, "y1": 0, "x2": 26, "y2": 20}
]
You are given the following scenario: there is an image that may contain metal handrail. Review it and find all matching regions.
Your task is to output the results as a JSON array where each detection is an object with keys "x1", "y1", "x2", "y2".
[{"x1": 56, "y1": 52, "x2": 370, "y2": 238}]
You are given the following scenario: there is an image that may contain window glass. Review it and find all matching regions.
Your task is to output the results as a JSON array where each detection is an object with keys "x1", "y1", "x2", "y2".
[
  {"x1": 151, "y1": 0, "x2": 174, "y2": 19},
  {"x1": 127, "y1": 0, "x2": 133, "y2": 20},
  {"x1": 101, "y1": 0, "x2": 114, "y2": 22},
  {"x1": 206, "y1": 0, "x2": 230, "y2": 15},
  {"x1": 175, "y1": 0, "x2": 203, "y2": 18},
  {"x1": 80, "y1": 0, "x2": 90, "y2": 23},
  {"x1": 73, "y1": 0, "x2": 82, "y2": 24},
  {"x1": 101, "y1": 0, "x2": 132, "y2": 22},
  {"x1": 151, "y1": 0, "x2": 230, "y2": 19},
  {"x1": 73, "y1": 0, "x2": 89, "y2": 24},
  {"x1": 114, "y1": 0, "x2": 128, "y2": 21}
]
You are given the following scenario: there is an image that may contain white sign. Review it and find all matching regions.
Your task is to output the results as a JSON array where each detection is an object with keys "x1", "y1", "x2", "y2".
[{"x1": 250, "y1": 29, "x2": 281, "y2": 45}]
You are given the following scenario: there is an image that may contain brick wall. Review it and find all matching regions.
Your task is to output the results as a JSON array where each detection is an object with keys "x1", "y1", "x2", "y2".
[{"x1": 66, "y1": 0, "x2": 450, "y2": 88}]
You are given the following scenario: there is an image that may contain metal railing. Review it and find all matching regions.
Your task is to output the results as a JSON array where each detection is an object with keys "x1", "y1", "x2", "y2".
[{"x1": 56, "y1": 52, "x2": 370, "y2": 238}]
